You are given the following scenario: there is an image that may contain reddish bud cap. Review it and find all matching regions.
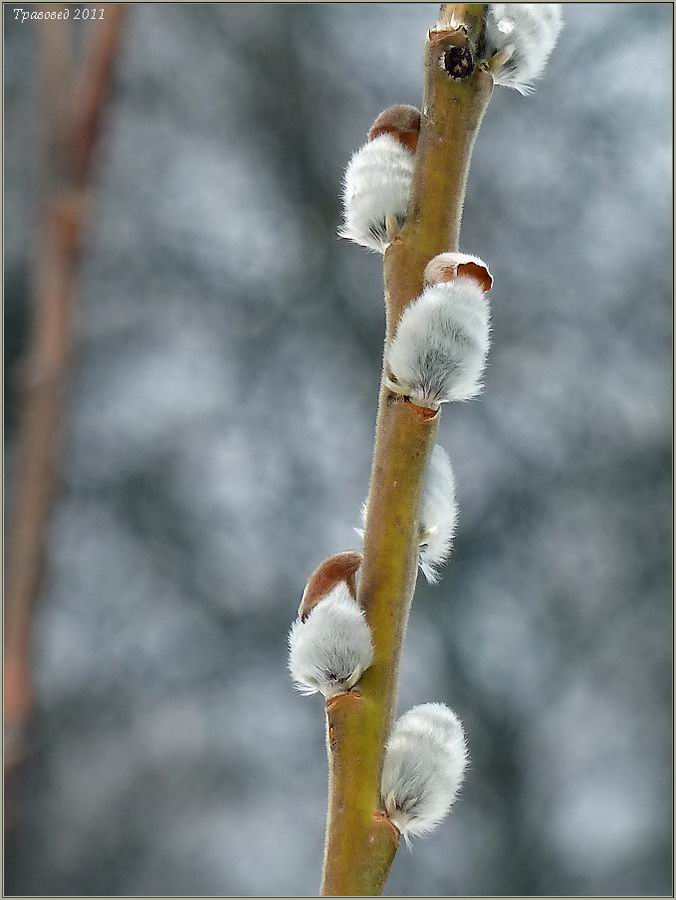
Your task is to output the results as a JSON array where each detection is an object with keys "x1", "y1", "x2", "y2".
[
  {"x1": 368, "y1": 104, "x2": 421, "y2": 153},
  {"x1": 298, "y1": 551, "x2": 363, "y2": 622},
  {"x1": 424, "y1": 252, "x2": 493, "y2": 293}
]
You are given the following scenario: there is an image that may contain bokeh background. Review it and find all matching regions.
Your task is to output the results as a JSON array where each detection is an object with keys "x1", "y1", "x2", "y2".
[{"x1": 5, "y1": 3, "x2": 673, "y2": 896}]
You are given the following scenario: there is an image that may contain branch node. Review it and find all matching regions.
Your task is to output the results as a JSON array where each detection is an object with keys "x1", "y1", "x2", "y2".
[{"x1": 441, "y1": 45, "x2": 474, "y2": 79}]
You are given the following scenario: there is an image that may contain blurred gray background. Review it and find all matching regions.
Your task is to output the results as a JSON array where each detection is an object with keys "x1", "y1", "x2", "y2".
[{"x1": 5, "y1": 3, "x2": 672, "y2": 896}]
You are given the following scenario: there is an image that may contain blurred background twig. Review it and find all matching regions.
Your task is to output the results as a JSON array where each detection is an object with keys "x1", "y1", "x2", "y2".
[{"x1": 4, "y1": 2, "x2": 126, "y2": 794}]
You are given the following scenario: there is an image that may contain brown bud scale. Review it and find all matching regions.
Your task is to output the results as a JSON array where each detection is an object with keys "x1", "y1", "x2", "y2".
[
  {"x1": 298, "y1": 551, "x2": 363, "y2": 622},
  {"x1": 368, "y1": 104, "x2": 421, "y2": 154},
  {"x1": 424, "y1": 252, "x2": 493, "y2": 293}
]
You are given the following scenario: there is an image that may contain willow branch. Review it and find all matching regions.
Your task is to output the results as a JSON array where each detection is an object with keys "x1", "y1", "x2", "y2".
[
  {"x1": 320, "y1": 7, "x2": 492, "y2": 895},
  {"x1": 4, "y1": 5, "x2": 127, "y2": 774}
]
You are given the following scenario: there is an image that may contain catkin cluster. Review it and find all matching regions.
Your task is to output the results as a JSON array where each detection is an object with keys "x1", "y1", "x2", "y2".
[{"x1": 287, "y1": 4, "x2": 561, "y2": 845}]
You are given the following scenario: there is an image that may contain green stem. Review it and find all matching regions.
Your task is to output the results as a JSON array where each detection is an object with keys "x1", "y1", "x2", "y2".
[{"x1": 320, "y1": 7, "x2": 493, "y2": 895}]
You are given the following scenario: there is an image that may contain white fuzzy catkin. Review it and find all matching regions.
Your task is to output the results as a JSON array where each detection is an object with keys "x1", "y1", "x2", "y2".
[
  {"x1": 419, "y1": 445, "x2": 458, "y2": 584},
  {"x1": 355, "y1": 446, "x2": 457, "y2": 584},
  {"x1": 387, "y1": 277, "x2": 490, "y2": 407},
  {"x1": 381, "y1": 703, "x2": 468, "y2": 842},
  {"x1": 484, "y1": 4, "x2": 563, "y2": 94},
  {"x1": 339, "y1": 133, "x2": 415, "y2": 253},
  {"x1": 288, "y1": 583, "x2": 373, "y2": 699}
]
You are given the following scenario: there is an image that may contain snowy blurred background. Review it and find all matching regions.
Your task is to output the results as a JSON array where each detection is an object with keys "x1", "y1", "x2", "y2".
[{"x1": 5, "y1": 3, "x2": 672, "y2": 896}]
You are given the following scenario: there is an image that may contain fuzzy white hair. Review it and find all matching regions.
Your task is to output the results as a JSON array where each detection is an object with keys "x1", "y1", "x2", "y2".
[
  {"x1": 387, "y1": 277, "x2": 491, "y2": 408},
  {"x1": 419, "y1": 445, "x2": 458, "y2": 584},
  {"x1": 339, "y1": 133, "x2": 415, "y2": 253},
  {"x1": 288, "y1": 583, "x2": 373, "y2": 699},
  {"x1": 484, "y1": 4, "x2": 563, "y2": 95},
  {"x1": 381, "y1": 703, "x2": 468, "y2": 842},
  {"x1": 355, "y1": 446, "x2": 458, "y2": 584}
]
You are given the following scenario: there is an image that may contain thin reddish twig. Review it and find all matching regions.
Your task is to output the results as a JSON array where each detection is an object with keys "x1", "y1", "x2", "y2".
[{"x1": 4, "y1": 4, "x2": 127, "y2": 779}]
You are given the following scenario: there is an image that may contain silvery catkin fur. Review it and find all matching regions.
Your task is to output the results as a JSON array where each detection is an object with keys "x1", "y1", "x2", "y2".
[
  {"x1": 356, "y1": 445, "x2": 457, "y2": 584},
  {"x1": 484, "y1": 3, "x2": 563, "y2": 95},
  {"x1": 339, "y1": 133, "x2": 415, "y2": 253},
  {"x1": 288, "y1": 582, "x2": 373, "y2": 699},
  {"x1": 387, "y1": 276, "x2": 491, "y2": 407},
  {"x1": 418, "y1": 444, "x2": 459, "y2": 584},
  {"x1": 381, "y1": 703, "x2": 468, "y2": 842}
]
